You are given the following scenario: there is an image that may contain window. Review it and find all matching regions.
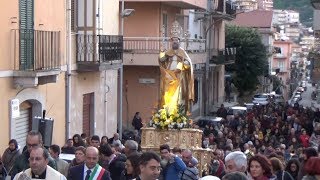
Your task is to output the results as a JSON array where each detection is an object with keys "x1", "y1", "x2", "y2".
[
  {"x1": 162, "y1": 13, "x2": 168, "y2": 37},
  {"x1": 278, "y1": 61, "x2": 285, "y2": 71}
]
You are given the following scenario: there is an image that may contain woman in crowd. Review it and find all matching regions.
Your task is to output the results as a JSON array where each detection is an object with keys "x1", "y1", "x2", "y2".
[
  {"x1": 302, "y1": 157, "x2": 320, "y2": 180},
  {"x1": 68, "y1": 146, "x2": 86, "y2": 169},
  {"x1": 297, "y1": 147, "x2": 318, "y2": 180},
  {"x1": 120, "y1": 154, "x2": 141, "y2": 180},
  {"x1": 72, "y1": 134, "x2": 85, "y2": 147},
  {"x1": 1, "y1": 139, "x2": 21, "y2": 176},
  {"x1": 248, "y1": 154, "x2": 274, "y2": 180},
  {"x1": 270, "y1": 157, "x2": 294, "y2": 180},
  {"x1": 285, "y1": 159, "x2": 300, "y2": 180},
  {"x1": 101, "y1": 136, "x2": 109, "y2": 146}
]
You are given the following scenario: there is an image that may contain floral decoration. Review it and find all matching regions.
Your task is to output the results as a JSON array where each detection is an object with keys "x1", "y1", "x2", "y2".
[{"x1": 149, "y1": 105, "x2": 191, "y2": 130}]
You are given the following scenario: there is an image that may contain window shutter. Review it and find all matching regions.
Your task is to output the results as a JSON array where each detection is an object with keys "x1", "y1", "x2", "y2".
[
  {"x1": 19, "y1": 0, "x2": 34, "y2": 70},
  {"x1": 71, "y1": 0, "x2": 76, "y2": 32}
]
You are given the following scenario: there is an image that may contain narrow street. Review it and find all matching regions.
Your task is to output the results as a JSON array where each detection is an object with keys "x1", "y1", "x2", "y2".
[{"x1": 298, "y1": 82, "x2": 319, "y2": 109}]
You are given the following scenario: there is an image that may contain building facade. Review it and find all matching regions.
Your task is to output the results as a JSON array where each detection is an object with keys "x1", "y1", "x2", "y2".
[
  {"x1": 232, "y1": 0, "x2": 258, "y2": 11},
  {"x1": 121, "y1": 0, "x2": 235, "y2": 127},
  {"x1": 273, "y1": 40, "x2": 293, "y2": 99},
  {"x1": 258, "y1": 0, "x2": 273, "y2": 10},
  {"x1": 0, "y1": 0, "x2": 67, "y2": 152},
  {"x1": 69, "y1": 0, "x2": 121, "y2": 138}
]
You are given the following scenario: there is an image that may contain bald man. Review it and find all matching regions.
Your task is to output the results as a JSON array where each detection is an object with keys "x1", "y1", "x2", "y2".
[{"x1": 68, "y1": 146, "x2": 111, "y2": 180}]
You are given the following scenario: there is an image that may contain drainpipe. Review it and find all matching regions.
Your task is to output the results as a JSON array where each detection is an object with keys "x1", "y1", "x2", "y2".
[
  {"x1": 118, "y1": 0, "x2": 125, "y2": 140},
  {"x1": 205, "y1": 0, "x2": 212, "y2": 116},
  {"x1": 65, "y1": 0, "x2": 72, "y2": 140}
]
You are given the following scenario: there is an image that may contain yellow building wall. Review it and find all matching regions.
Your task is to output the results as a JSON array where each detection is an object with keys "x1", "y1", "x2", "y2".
[
  {"x1": 123, "y1": 66, "x2": 160, "y2": 129},
  {"x1": 0, "y1": 74, "x2": 66, "y2": 153},
  {"x1": 0, "y1": 0, "x2": 66, "y2": 152}
]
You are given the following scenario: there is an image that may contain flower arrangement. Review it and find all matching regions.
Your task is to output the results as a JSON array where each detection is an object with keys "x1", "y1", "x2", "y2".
[{"x1": 149, "y1": 105, "x2": 191, "y2": 130}]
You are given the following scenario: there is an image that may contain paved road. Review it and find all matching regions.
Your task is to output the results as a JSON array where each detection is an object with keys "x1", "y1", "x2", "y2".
[{"x1": 297, "y1": 82, "x2": 319, "y2": 108}]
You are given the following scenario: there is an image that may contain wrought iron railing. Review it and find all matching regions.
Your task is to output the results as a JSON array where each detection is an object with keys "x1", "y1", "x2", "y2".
[
  {"x1": 123, "y1": 37, "x2": 206, "y2": 53},
  {"x1": 12, "y1": 29, "x2": 61, "y2": 71},
  {"x1": 216, "y1": 0, "x2": 236, "y2": 15},
  {"x1": 76, "y1": 34, "x2": 123, "y2": 63}
]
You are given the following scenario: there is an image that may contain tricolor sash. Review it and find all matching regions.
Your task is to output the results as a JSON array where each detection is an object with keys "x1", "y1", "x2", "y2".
[{"x1": 89, "y1": 164, "x2": 106, "y2": 180}]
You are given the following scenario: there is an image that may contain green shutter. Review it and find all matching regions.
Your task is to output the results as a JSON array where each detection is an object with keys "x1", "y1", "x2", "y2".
[{"x1": 19, "y1": 0, "x2": 34, "y2": 70}]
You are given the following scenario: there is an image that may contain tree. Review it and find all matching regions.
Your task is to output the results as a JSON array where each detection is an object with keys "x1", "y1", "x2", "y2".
[{"x1": 225, "y1": 25, "x2": 269, "y2": 96}]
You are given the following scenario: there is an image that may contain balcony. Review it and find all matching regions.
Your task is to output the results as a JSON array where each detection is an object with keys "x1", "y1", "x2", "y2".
[
  {"x1": 76, "y1": 34, "x2": 123, "y2": 72},
  {"x1": 11, "y1": 29, "x2": 61, "y2": 88},
  {"x1": 209, "y1": 48, "x2": 236, "y2": 65},
  {"x1": 211, "y1": 0, "x2": 236, "y2": 20},
  {"x1": 274, "y1": 54, "x2": 287, "y2": 59},
  {"x1": 124, "y1": 0, "x2": 207, "y2": 10},
  {"x1": 123, "y1": 37, "x2": 206, "y2": 65}
]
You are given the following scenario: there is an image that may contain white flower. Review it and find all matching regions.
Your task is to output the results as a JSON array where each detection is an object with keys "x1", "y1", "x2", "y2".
[{"x1": 153, "y1": 124, "x2": 157, "y2": 128}]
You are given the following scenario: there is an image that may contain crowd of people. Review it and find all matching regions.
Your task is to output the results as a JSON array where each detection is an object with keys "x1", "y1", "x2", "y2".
[{"x1": 0, "y1": 104, "x2": 319, "y2": 179}]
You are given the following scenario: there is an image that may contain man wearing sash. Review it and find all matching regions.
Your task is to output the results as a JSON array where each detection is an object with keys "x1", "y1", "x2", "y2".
[
  {"x1": 13, "y1": 147, "x2": 66, "y2": 180},
  {"x1": 67, "y1": 146, "x2": 110, "y2": 180}
]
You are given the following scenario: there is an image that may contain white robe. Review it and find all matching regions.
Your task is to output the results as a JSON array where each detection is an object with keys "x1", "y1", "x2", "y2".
[{"x1": 13, "y1": 165, "x2": 66, "y2": 180}]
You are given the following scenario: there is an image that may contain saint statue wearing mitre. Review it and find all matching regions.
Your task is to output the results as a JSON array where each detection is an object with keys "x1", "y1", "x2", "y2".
[{"x1": 159, "y1": 21, "x2": 194, "y2": 114}]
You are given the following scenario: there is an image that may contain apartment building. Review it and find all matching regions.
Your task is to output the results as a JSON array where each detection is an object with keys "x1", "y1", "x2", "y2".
[
  {"x1": 69, "y1": 0, "x2": 121, "y2": 139},
  {"x1": 232, "y1": 0, "x2": 258, "y2": 11},
  {"x1": 120, "y1": 0, "x2": 236, "y2": 126},
  {"x1": 258, "y1": 0, "x2": 273, "y2": 10},
  {"x1": 0, "y1": 0, "x2": 122, "y2": 152},
  {"x1": 273, "y1": 40, "x2": 292, "y2": 99},
  {"x1": 0, "y1": 0, "x2": 66, "y2": 152}
]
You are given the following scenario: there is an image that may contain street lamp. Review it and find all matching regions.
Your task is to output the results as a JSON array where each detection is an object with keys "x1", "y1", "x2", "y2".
[
  {"x1": 119, "y1": 0, "x2": 135, "y2": 140},
  {"x1": 311, "y1": 0, "x2": 320, "y2": 9}
]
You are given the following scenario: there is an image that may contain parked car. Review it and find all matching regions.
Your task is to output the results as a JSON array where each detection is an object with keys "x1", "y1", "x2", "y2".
[
  {"x1": 252, "y1": 94, "x2": 269, "y2": 105},
  {"x1": 59, "y1": 153, "x2": 75, "y2": 163},
  {"x1": 195, "y1": 117, "x2": 223, "y2": 129},
  {"x1": 226, "y1": 106, "x2": 247, "y2": 120},
  {"x1": 244, "y1": 103, "x2": 255, "y2": 110},
  {"x1": 290, "y1": 97, "x2": 299, "y2": 107},
  {"x1": 294, "y1": 94, "x2": 302, "y2": 101},
  {"x1": 274, "y1": 94, "x2": 285, "y2": 104},
  {"x1": 297, "y1": 86, "x2": 304, "y2": 92}
]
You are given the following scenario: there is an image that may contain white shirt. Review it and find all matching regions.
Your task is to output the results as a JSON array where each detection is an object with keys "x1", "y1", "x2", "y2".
[{"x1": 83, "y1": 164, "x2": 94, "y2": 180}]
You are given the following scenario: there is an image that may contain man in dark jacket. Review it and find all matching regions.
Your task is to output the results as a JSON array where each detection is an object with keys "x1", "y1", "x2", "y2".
[
  {"x1": 11, "y1": 131, "x2": 57, "y2": 178},
  {"x1": 68, "y1": 146, "x2": 111, "y2": 180},
  {"x1": 99, "y1": 144, "x2": 126, "y2": 180}
]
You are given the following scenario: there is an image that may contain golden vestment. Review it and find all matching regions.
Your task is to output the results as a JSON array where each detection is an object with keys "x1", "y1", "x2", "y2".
[{"x1": 159, "y1": 47, "x2": 194, "y2": 113}]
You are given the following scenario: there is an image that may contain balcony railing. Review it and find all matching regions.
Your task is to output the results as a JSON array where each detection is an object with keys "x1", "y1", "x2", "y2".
[
  {"x1": 210, "y1": 48, "x2": 236, "y2": 65},
  {"x1": 12, "y1": 29, "x2": 61, "y2": 71},
  {"x1": 211, "y1": 0, "x2": 236, "y2": 20},
  {"x1": 76, "y1": 34, "x2": 123, "y2": 63},
  {"x1": 123, "y1": 37, "x2": 206, "y2": 54}
]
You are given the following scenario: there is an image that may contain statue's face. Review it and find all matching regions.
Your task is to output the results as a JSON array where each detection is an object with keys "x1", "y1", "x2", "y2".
[{"x1": 171, "y1": 38, "x2": 180, "y2": 50}]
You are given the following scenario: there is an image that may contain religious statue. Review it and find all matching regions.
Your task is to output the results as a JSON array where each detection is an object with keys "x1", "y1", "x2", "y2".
[{"x1": 159, "y1": 21, "x2": 194, "y2": 114}]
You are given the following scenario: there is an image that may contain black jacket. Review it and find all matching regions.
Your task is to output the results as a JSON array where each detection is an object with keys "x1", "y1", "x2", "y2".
[
  {"x1": 67, "y1": 164, "x2": 111, "y2": 180},
  {"x1": 109, "y1": 154, "x2": 127, "y2": 180}
]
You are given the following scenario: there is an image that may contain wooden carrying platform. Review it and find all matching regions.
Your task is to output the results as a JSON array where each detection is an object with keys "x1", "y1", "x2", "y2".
[{"x1": 140, "y1": 127, "x2": 212, "y2": 175}]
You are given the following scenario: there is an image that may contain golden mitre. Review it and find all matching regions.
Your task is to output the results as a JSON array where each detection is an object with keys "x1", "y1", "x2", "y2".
[{"x1": 170, "y1": 20, "x2": 183, "y2": 39}]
